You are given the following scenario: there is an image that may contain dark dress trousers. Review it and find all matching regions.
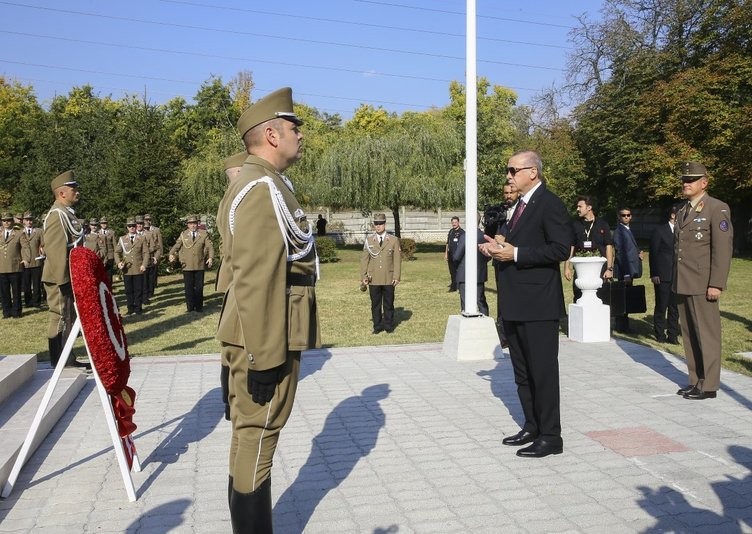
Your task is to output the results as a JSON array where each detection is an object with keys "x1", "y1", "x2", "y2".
[
  {"x1": 497, "y1": 184, "x2": 571, "y2": 439},
  {"x1": 453, "y1": 229, "x2": 489, "y2": 315},
  {"x1": 649, "y1": 222, "x2": 679, "y2": 341}
]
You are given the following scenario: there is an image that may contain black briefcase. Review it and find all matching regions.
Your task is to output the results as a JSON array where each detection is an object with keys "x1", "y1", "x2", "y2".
[{"x1": 600, "y1": 281, "x2": 647, "y2": 316}]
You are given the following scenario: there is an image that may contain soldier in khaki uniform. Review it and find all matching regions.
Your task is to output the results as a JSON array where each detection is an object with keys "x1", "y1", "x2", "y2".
[
  {"x1": 216, "y1": 88, "x2": 320, "y2": 532},
  {"x1": 115, "y1": 218, "x2": 150, "y2": 315},
  {"x1": 673, "y1": 162, "x2": 733, "y2": 400},
  {"x1": 20, "y1": 211, "x2": 44, "y2": 308},
  {"x1": 143, "y1": 214, "x2": 163, "y2": 301},
  {"x1": 169, "y1": 215, "x2": 214, "y2": 312},
  {"x1": 1, "y1": 212, "x2": 23, "y2": 318},
  {"x1": 42, "y1": 170, "x2": 88, "y2": 368},
  {"x1": 98, "y1": 216, "x2": 116, "y2": 283},
  {"x1": 216, "y1": 150, "x2": 250, "y2": 422},
  {"x1": 360, "y1": 213, "x2": 402, "y2": 333},
  {"x1": 83, "y1": 218, "x2": 106, "y2": 261}
]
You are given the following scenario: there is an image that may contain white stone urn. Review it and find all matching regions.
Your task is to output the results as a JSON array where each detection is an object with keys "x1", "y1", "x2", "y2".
[{"x1": 571, "y1": 256, "x2": 607, "y2": 304}]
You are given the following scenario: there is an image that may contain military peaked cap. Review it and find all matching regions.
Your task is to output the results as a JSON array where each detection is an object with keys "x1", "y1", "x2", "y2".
[
  {"x1": 236, "y1": 87, "x2": 303, "y2": 137},
  {"x1": 50, "y1": 170, "x2": 78, "y2": 192}
]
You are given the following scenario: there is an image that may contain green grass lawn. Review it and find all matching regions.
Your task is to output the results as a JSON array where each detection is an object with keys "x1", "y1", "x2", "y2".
[{"x1": 2, "y1": 244, "x2": 750, "y2": 377}]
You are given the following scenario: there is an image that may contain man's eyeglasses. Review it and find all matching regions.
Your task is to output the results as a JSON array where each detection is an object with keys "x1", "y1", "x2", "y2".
[
  {"x1": 619, "y1": 213, "x2": 632, "y2": 218},
  {"x1": 507, "y1": 166, "x2": 534, "y2": 177}
]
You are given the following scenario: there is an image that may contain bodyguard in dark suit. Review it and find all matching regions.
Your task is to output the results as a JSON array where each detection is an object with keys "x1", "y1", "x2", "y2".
[
  {"x1": 613, "y1": 207, "x2": 643, "y2": 333},
  {"x1": 480, "y1": 150, "x2": 571, "y2": 458},
  {"x1": 453, "y1": 226, "x2": 489, "y2": 315},
  {"x1": 649, "y1": 205, "x2": 680, "y2": 343}
]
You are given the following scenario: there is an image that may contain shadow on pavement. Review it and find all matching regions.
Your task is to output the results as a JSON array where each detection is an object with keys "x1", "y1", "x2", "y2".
[
  {"x1": 476, "y1": 357, "x2": 524, "y2": 429},
  {"x1": 299, "y1": 349, "x2": 332, "y2": 382},
  {"x1": 615, "y1": 339, "x2": 752, "y2": 410},
  {"x1": 125, "y1": 498, "x2": 192, "y2": 533},
  {"x1": 274, "y1": 383, "x2": 390, "y2": 533},
  {"x1": 136, "y1": 387, "x2": 223, "y2": 498}
]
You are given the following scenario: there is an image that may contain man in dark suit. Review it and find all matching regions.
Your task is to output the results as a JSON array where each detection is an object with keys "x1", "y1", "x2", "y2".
[
  {"x1": 453, "y1": 223, "x2": 489, "y2": 315},
  {"x1": 613, "y1": 207, "x2": 643, "y2": 333},
  {"x1": 480, "y1": 150, "x2": 571, "y2": 458},
  {"x1": 649, "y1": 205, "x2": 680, "y2": 344},
  {"x1": 444, "y1": 216, "x2": 464, "y2": 292}
]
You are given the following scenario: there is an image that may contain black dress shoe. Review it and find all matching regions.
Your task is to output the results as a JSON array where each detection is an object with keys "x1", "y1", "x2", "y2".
[
  {"x1": 683, "y1": 387, "x2": 717, "y2": 400},
  {"x1": 667, "y1": 336, "x2": 679, "y2": 344},
  {"x1": 676, "y1": 384, "x2": 695, "y2": 395},
  {"x1": 656, "y1": 334, "x2": 667, "y2": 343},
  {"x1": 516, "y1": 438, "x2": 563, "y2": 458},
  {"x1": 372, "y1": 328, "x2": 382, "y2": 334},
  {"x1": 502, "y1": 429, "x2": 538, "y2": 446}
]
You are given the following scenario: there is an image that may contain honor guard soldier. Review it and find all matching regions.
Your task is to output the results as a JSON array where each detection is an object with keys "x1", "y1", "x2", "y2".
[
  {"x1": 42, "y1": 170, "x2": 88, "y2": 368},
  {"x1": 98, "y1": 216, "x2": 116, "y2": 283},
  {"x1": 115, "y1": 218, "x2": 150, "y2": 315},
  {"x1": 20, "y1": 211, "x2": 44, "y2": 308},
  {"x1": 134, "y1": 215, "x2": 154, "y2": 304},
  {"x1": 216, "y1": 150, "x2": 249, "y2": 422},
  {"x1": 83, "y1": 218, "x2": 106, "y2": 261},
  {"x1": 217, "y1": 87, "x2": 320, "y2": 532},
  {"x1": 1, "y1": 212, "x2": 23, "y2": 318},
  {"x1": 673, "y1": 162, "x2": 733, "y2": 400},
  {"x1": 360, "y1": 213, "x2": 402, "y2": 333},
  {"x1": 143, "y1": 214, "x2": 163, "y2": 301},
  {"x1": 169, "y1": 215, "x2": 214, "y2": 312}
]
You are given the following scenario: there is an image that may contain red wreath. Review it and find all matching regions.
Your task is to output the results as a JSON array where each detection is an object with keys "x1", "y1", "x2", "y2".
[{"x1": 70, "y1": 247, "x2": 137, "y2": 466}]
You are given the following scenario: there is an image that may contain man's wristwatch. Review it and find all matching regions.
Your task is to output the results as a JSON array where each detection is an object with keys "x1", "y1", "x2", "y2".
[{"x1": 607, "y1": 266, "x2": 614, "y2": 272}]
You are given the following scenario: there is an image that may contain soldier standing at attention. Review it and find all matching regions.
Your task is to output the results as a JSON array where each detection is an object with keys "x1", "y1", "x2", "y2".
[
  {"x1": 674, "y1": 162, "x2": 733, "y2": 400},
  {"x1": 216, "y1": 88, "x2": 320, "y2": 532},
  {"x1": 169, "y1": 215, "x2": 214, "y2": 313},
  {"x1": 216, "y1": 150, "x2": 248, "y2": 422},
  {"x1": 115, "y1": 218, "x2": 149, "y2": 315},
  {"x1": 42, "y1": 171, "x2": 88, "y2": 368},
  {"x1": 360, "y1": 213, "x2": 402, "y2": 334},
  {"x1": 143, "y1": 214, "x2": 162, "y2": 302},
  {"x1": 83, "y1": 218, "x2": 106, "y2": 262},
  {"x1": 1, "y1": 212, "x2": 23, "y2": 318},
  {"x1": 98, "y1": 216, "x2": 116, "y2": 283},
  {"x1": 20, "y1": 211, "x2": 45, "y2": 308}
]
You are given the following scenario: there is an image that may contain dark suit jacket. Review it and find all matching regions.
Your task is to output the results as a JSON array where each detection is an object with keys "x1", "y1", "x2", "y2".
[
  {"x1": 453, "y1": 229, "x2": 489, "y2": 284},
  {"x1": 649, "y1": 223, "x2": 675, "y2": 282},
  {"x1": 497, "y1": 184, "x2": 571, "y2": 322},
  {"x1": 614, "y1": 224, "x2": 642, "y2": 279}
]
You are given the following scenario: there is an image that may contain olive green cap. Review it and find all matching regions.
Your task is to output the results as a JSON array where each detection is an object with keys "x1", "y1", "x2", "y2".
[
  {"x1": 23, "y1": 211, "x2": 33, "y2": 219},
  {"x1": 1, "y1": 212, "x2": 13, "y2": 221},
  {"x1": 89, "y1": 218, "x2": 99, "y2": 225},
  {"x1": 223, "y1": 151, "x2": 248, "y2": 171},
  {"x1": 144, "y1": 214, "x2": 152, "y2": 220},
  {"x1": 236, "y1": 87, "x2": 303, "y2": 137},
  {"x1": 680, "y1": 161, "x2": 707, "y2": 182},
  {"x1": 126, "y1": 218, "x2": 136, "y2": 226},
  {"x1": 99, "y1": 216, "x2": 108, "y2": 223},
  {"x1": 50, "y1": 170, "x2": 78, "y2": 192},
  {"x1": 186, "y1": 215, "x2": 199, "y2": 224},
  {"x1": 135, "y1": 215, "x2": 145, "y2": 224},
  {"x1": 373, "y1": 213, "x2": 387, "y2": 223}
]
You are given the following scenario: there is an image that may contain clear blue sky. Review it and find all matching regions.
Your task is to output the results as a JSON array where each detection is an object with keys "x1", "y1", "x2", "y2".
[{"x1": 0, "y1": 0, "x2": 604, "y2": 118}]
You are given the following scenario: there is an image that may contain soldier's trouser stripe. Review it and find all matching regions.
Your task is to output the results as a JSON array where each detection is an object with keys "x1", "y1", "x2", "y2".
[{"x1": 253, "y1": 400, "x2": 274, "y2": 491}]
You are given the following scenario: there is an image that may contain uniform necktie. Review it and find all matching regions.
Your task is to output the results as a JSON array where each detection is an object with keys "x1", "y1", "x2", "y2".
[
  {"x1": 28, "y1": 229, "x2": 32, "y2": 236},
  {"x1": 130, "y1": 235, "x2": 134, "y2": 244},
  {"x1": 4, "y1": 231, "x2": 8, "y2": 241},
  {"x1": 682, "y1": 201, "x2": 692, "y2": 224},
  {"x1": 192, "y1": 232, "x2": 196, "y2": 241},
  {"x1": 509, "y1": 199, "x2": 526, "y2": 230},
  {"x1": 379, "y1": 235, "x2": 383, "y2": 246}
]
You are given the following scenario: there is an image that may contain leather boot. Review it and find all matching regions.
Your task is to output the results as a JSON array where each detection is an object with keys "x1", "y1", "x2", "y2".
[
  {"x1": 229, "y1": 477, "x2": 272, "y2": 534},
  {"x1": 221, "y1": 365, "x2": 231, "y2": 420},
  {"x1": 228, "y1": 476, "x2": 233, "y2": 508},
  {"x1": 48, "y1": 335, "x2": 61, "y2": 369}
]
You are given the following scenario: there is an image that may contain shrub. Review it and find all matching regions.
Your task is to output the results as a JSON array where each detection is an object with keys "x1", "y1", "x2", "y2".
[
  {"x1": 316, "y1": 236, "x2": 339, "y2": 263},
  {"x1": 400, "y1": 238, "x2": 417, "y2": 260}
]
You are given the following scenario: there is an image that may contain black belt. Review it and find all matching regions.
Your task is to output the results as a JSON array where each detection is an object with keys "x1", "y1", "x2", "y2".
[{"x1": 287, "y1": 272, "x2": 316, "y2": 287}]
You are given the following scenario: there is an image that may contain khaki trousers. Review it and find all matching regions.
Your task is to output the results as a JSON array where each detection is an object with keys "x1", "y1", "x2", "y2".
[
  {"x1": 44, "y1": 282, "x2": 74, "y2": 339},
  {"x1": 225, "y1": 343, "x2": 300, "y2": 494},
  {"x1": 677, "y1": 294, "x2": 722, "y2": 391}
]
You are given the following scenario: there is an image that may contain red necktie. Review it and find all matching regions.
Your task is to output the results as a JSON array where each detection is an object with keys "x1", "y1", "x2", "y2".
[{"x1": 509, "y1": 200, "x2": 526, "y2": 230}]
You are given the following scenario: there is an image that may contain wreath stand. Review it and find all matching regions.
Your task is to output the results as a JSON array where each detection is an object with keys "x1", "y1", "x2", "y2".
[{"x1": 1, "y1": 318, "x2": 142, "y2": 502}]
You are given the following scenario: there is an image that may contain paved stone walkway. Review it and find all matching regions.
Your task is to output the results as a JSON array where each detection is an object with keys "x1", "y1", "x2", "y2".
[{"x1": 1, "y1": 338, "x2": 751, "y2": 533}]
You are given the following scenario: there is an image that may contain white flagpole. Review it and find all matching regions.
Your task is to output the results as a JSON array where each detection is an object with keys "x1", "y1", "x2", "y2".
[{"x1": 463, "y1": 0, "x2": 479, "y2": 315}]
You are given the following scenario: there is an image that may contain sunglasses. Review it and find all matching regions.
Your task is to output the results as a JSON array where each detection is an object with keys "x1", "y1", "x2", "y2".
[
  {"x1": 619, "y1": 213, "x2": 632, "y2": 217},
  {"x1": 507, "y1": 166, "x2": 534, "y2": 177}
]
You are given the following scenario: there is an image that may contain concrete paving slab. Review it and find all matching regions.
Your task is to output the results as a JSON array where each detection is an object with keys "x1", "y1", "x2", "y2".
[{"x1": 0, "y1": 339, "x2": 751, "y2": 533}]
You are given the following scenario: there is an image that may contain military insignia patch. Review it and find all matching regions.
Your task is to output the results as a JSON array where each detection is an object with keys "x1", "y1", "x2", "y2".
[
  {"x1": 719, "y1": 220, "x2": 729, "y2": 232},
  {"x1": 695, "y1": 232, "x2": 703, "y2": 240}
]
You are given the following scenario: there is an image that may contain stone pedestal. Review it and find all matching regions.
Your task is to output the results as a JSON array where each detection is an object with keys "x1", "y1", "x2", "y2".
[
  {"x1": 442, "y1": 314, "x2": 503, "y2": 361},
  {"x1": 568, "y1": 256, "x2": 610, "y2": 342}
]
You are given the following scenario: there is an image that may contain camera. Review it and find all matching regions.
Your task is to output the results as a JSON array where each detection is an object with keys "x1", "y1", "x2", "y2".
[{"x1": 482, "y1": 203, "x2": 506, "y2": 237}]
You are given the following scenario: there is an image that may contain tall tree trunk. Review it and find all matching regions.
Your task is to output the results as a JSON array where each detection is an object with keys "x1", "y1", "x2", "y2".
[{"x1": 391, "y1": 206, "x2": 401, "y2": 238}]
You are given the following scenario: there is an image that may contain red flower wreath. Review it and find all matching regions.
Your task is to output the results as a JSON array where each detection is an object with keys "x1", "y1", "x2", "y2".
[{"x1": 70, "y1": 248, "x2": 137, "y2": 458}]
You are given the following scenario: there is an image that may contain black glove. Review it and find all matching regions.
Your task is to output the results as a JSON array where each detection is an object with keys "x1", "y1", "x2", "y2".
[
  {"x1": 247, "y1": 365, "x2": 283, "y2": 406},
  {"x1": 59, "y1": 282, "x2": 73, "y2": 298}
]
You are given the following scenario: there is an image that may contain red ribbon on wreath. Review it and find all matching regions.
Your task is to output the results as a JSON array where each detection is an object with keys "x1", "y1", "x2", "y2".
[{"x1": 70, "y1": 247, "x2": 138, "y2": 468}]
